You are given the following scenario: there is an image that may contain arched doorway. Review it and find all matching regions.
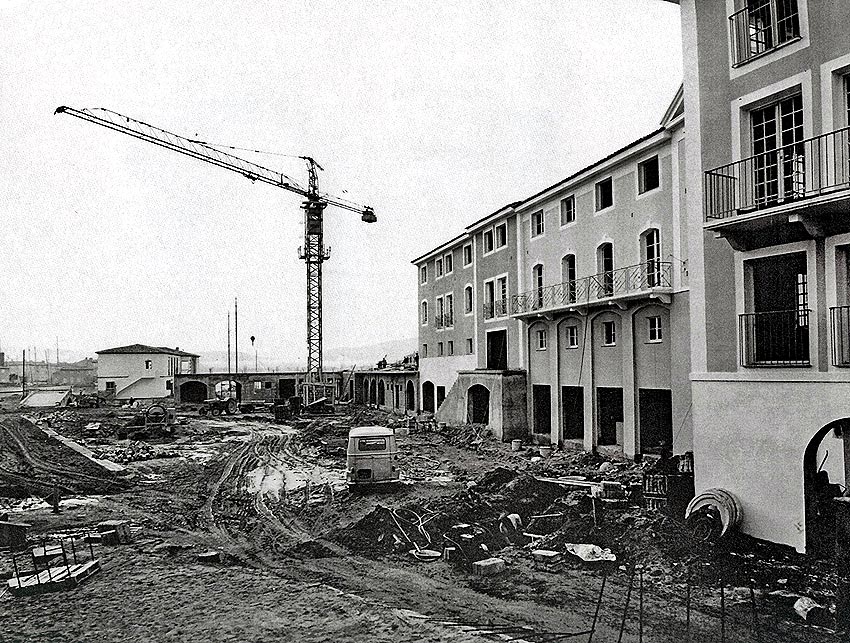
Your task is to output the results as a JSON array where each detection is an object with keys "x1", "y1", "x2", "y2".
[
  {"x1": 214, "y1": 380, "x2": 241, "y2": 401},
  {"x1": 369, "y1": 379, "x2": 377, "y2": 405},
  {"x1": 179, "y1": 380, "x2": 208, "y2": 403},
  {"x1": 422, "y1": 381, "x2": 435, "y2": 413},
  {"x1": 467, "y1": 384, "x2": 490, "y2": 425},
  {"x1": 377, "y1": 380, "x2": 385, "y2": 406},
  {"x1": 406, "y1": 380, "x2": 415, "y2": 412},
  {"x1": 804, "y1": 419, "x2": 848, "y2": 556}
]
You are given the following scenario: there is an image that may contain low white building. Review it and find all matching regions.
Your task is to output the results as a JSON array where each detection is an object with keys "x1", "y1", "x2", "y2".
[{"x1": 96, "y1": 344, "x2": 199, "y2": 400}]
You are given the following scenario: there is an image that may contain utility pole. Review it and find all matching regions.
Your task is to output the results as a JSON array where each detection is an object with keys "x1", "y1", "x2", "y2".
[
  {"x1": 227, "y1": 311, "x2": 231, "y2": 399},
  {"x1": 234, "y1": 298, "x2": 238, "y2": 376},
  {"x1": 250, "y1": 335, "x2": 257, "y2": 372},
  {"x1": 21, "y1": 349, "x2": 26, "y2": 399}
]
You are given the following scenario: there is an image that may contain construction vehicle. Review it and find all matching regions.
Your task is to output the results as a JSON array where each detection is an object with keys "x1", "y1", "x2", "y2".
[
  {"x1": 198, "y1": 396, "x2": 238, "y2": 417},
  {"x1": 55, "y1": 106, "x2": 376, "y2": 408}
]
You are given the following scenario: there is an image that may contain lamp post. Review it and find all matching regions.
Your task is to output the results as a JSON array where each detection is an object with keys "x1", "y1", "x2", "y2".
[{"x1": 250, "y1": 336, "x2": 257, "y2": 372}]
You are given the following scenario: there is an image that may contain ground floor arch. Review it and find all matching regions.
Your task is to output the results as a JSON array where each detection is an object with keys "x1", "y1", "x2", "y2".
[
  {"x1": 422, "y1": 381, "x2": 435, "y2": 413},
  {"x1": 179, "y1": 380, "x2": 208, "y2": 403},
  {"x1": 467, "y1": 384, "x2": 490, "y2": 425},
  {"x1": 804, "y1": 419, "x2": 849, "y2": 557},
  {"x1": 406, "y1": 380, "x2": 415, "y2": 411},
  {"x1": 377, "y1": 380, "x2": 386, "y2": 406}
]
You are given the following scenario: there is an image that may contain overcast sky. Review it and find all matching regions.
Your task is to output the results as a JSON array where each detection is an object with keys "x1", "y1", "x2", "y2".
[{"x1": 0, "y1": 0, "x2": 682, "y2": 366}]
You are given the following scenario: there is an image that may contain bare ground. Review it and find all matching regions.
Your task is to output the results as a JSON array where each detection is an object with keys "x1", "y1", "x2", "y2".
[{"x1": 0, "y1": 407, "x2": 840, "y2": 642}]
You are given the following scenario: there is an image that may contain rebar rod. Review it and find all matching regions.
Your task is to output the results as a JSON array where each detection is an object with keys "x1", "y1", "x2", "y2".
[
  {"x1": 616, "y1": 565, "x2": 636, "y2": 643},
  {"x1": 587, "y1": 571, "x2": 607, "y2": 643}
]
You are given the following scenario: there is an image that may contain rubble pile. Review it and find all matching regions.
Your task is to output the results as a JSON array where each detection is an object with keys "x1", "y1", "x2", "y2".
[{"x1": 93, "y1": 441, "x2": 179, "y2": 464}]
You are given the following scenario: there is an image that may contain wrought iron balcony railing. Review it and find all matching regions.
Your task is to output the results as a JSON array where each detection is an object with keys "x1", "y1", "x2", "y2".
[
  {"x1": 830, "y1": 306, "x2": 850, "y2": 367},
  {"x1": 511, "y1": 261, "x2": 672, "y2": 315},
  {"x1": 729, "y1": 0, "x2": 801, "y2": 67},
  {"x1": 704, "y1": 127, "x2": 850, "y2": 221},
  {"x1": 483, "y1": 299, "x2": 508, "y2": 320},
  {"x1": 739, "y1": 308, "x2": 810, "y2": 367}
]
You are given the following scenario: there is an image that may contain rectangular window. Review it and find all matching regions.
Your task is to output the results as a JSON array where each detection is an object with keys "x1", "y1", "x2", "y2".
[
  {"x1": 444, "y1": 252, "x2": 453, "y2": 274},
  {"x1": 420, "y1": 265, "x2": 427, "y2": 284},
  {"x1": 536, "y1": 328, "x2": 547, "y2": 350},
  {"x1": 638, "y1": 156, "x2": 660, "y2": 193},
  {"x1": 436, "y1": 258, "x2": 444, "y2": 278},
  {"x1": 438, "y1": 342, "x2": 444, "y2": 356},
  {"x1": 463, "y1": 243, "x2": 473, "y2": 266},
  {"x1": 845, "y1": 74, "x2": 850, "y2": 127},
  {"x1": 565, "y1": 325, "x2": 579, "y2": 348},
  {"x1": 484, "y1": 280, "x2": 495, "y2": 319},
  {"x1": 595, "y1": 177, "x2": 613, "y2": 211},
  {"x1": 602, "y1": 321, "x2": 617, "y2": 346},
  {"x1": 265, "y1": 381, "x2": 272, "y2": 389},
  {"x1": 750, "y1": 93, "x2": 804, "y2": 207},
  {"x1": 445, "y1": 293, "x2": 454, "y2": 326},
  {"x1": 464, "y1": 285, "x2": 473, "y2": 314},
  {"x1": 648, "y1": 316, "x2": 663, "y2": 342},
  {"x1": 466, "y1": 338, "x2": 474, "y2": 354},
  {"x1": 531, "y1": 210, "x2": 544, "y2": 237},
  {"x1": 483, "y1": 229, "x2": 494, "y2": 254},
  {"x1": 144, "y1": 359, "x2": 153, "y2": 370},
  {"x1": 560, "y1": 195, "x2": 575, "y2": 225},
  {"x1": 421, "y1": 301, "x2": 428, "y2": 325},
  {"x1": 254, "y1": 381, "x2": 264, "y2": 391},
  {"x1": 448, "y1": 340, "x2": 454, "y2": 356},
  {"x1": 729, "y1": 0, "x2": 801, "y2": 67},
  {"x1": 436, "y1": 296, "x2": 444, "y2": 328},
  {"x1": 422, "y1": 343, "x2": 428, "y2": 358},
  {"x1": 497, "y1": 276, "x2": 508, "y2": 316},
  {"x1": 105, "y1": 381, "x2": 116, "y2": 393},
  {"x1": 495, "y1": 223, "x2": 507, "y2": 248},
  {"x1": 358, "y1": 437, "x2": 387, "y2": 452}
]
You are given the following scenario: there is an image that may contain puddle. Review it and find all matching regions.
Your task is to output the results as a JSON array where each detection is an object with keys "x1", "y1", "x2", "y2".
[
  {"x1": 2, "y1": 495, "x2": 103, "y2": 512},
  {"x1": 246, "y1": 463, "x2": 345, "y2": 499}
]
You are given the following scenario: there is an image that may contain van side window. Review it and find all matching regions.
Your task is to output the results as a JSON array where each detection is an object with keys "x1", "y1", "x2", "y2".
[{"x1": 358, "y1": 437, "x2": 387, "y2": 451}]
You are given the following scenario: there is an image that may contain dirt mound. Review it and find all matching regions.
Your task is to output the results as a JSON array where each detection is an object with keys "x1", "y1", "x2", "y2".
[{"x1": 474, "y1": 466, "x2": 517, "y2": 490}]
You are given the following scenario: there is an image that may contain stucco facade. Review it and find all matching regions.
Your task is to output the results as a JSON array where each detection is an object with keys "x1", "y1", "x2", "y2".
[
  {"x1": 96, "y1": 344, "x2": 199, "y2": 400},
  {"x1": 679, "y1": 0, "x2": 850, "y2": 552}
]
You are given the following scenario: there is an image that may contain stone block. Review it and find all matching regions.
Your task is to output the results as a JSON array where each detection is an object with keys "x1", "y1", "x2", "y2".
[
  {"x1": 97, "y1": 520, "x2": 132, "y2": 544},
  {"x1": 532, "y1": 549, "x2": 562, "y2": 565},
  {"x1": 472, "y1": 557, "x2": 505, "y2": 576}
]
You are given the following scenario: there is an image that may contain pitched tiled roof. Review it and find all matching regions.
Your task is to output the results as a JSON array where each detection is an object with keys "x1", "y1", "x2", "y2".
[{"x1": 96, "y1": 344, "x2": 199, "y2": 358}]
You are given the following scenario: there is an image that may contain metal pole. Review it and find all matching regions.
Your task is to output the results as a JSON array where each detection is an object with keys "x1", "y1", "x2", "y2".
[
  {"x1": 235, "y1": 297, "x2": 238, "y2": 379},
  {"x1": 31, "y1": 548, "x2": 41, "y2": 586},
  {"x1": 750, "y1": 580, "x2": 761, "y2": 642},
  {"x1": 11, "y1": 552, "x2": 19, "y2": 580},
  {"x1": 720, "y1": 582, "x2": 726, "y2": 643},
  {"x1": 70, "y1": 537, "x2": 78, "y2": 565},
  {"x1": 88, "y1": 537, "x2": 95, "y2": 561},
  {"x1": 587, "y1": 571, "x2": 607, "y2": 643},
  {"x1": 616, "y1": 565, "x2": 635, "y2": 643},
  {"x1": 61, "y1": 539, "x2": 71, "y2": 575},
  {"x1": 685, "y1": 566, "x2": 692, "y2": 642},
  {"x1": 42, "y1": 538, "x2": 53, "y2": 582},
  {"x1": 638, "y1": 565, "x2": 644, "y2": 643}
]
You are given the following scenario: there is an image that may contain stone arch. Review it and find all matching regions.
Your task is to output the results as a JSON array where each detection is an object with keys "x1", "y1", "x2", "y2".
[
  {"x1": 803, "y1": 419, "x2": 849, "y2": 556},
  {"x1": 467, "y1": 384, "x2": 490, "y2": 425},
  {"x1": 377, "y1": 380, "x2": 386, "y2": 406},
  {"x1": 422, "y1": 381, "x2": 435, "y2": 413},
  {"x1": 369, "y1": 379, "x2": 377, "y2": 405},
  {"x1": 179, "y1": 380, "x2": 208, "y2": 404},
  {"x1": 406, "y1": 380, "x2": 415, "y2": 412}
]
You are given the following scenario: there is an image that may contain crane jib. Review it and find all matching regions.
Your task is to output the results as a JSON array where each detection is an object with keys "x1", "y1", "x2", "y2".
[{"x1": 55, "y1": 104, "x2": 376, "y2": 406}]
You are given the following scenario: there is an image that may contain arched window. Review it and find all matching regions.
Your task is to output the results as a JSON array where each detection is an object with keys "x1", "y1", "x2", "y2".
[
  {"x1": 464, "y1": 285, "x2": 473, "y2": 314},
  {"x1": 642, "y1": 229, "x2": 661, "y2": 287},
  {"x1": 421, "y1": 300, "x2": 428, "y2": 325},
  {"x1": 561, "y1": 254, "x2": 577, "y2": 303},
  {"x1": 532, "y1": 264, "x2": 544, "y2": 309},
  {"x1": 596, "y1": 243, "x2": 613, "y2": 297}
]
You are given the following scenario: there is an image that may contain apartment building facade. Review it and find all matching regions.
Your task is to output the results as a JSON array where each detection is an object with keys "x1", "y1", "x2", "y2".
[
  {"x1": 679, "y1": 0, "x2": 850, "y2": 553},
  {"x1": 413, "y1": 90, "x2": 691, "y2": 457}
]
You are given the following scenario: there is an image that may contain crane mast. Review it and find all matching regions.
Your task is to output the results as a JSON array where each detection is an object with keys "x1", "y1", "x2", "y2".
[{"x1": 55, "y1": 106, "x2": 376, "y2": 404}]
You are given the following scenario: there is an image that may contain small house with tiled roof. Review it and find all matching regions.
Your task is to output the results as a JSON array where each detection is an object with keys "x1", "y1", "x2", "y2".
[{"x1": 95, "y1": 344, "x2": 199, "y2": 400}]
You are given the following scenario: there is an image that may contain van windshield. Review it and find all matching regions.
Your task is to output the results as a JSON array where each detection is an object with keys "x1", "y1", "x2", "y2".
[{"x1": 357, "y1": 437, "x2": 387, "y2": 452}]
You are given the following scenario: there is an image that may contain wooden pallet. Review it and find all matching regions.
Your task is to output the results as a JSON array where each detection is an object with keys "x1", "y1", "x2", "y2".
[{"x1": 7, "y1": 559, "x2": 101, "y2": 597}]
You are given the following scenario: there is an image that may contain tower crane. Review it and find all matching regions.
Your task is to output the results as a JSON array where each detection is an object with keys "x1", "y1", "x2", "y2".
[{"x1": 55, "y1": 106, "x2": 376, "y2": 403}]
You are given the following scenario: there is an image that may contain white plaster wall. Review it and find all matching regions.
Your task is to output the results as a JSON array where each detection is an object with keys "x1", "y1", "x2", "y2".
[
  {"x1": 692, "y1": 376, "x2": 850, "y2": 552},
  {"x1": 419, "y1": 354, "x2": 477, "y2": 409}
]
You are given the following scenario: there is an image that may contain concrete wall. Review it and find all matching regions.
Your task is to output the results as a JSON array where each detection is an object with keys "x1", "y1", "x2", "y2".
[
  {"x1": 692, "y1": 376, "x2": 850, "y2": 552},
  {"x1": 354, "y1": 370, "x2": 419, "y2": 414},
  {"x1": 174, "y1": 371, "x2": 349, "y2": 404},
  {"x1": 435, "y1": 370, "x2": 527, "y2": 441},
  {"x1": 419, "y1": 354, "x2": 477, "y2": 413},
  {"x1": 97, "y1": 353, "x2": 174, "y2": 399}
]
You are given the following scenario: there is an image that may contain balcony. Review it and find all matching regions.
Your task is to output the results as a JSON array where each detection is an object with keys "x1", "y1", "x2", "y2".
[
  {"x1": 739, "y1": 309, "x2": 810, "y2": 367},
  {"x1": 729, "y1": 0, "x2": 801, "y2": 68},
  {"x1": 511, "y1": 261, "x2": 673, "y2": 318},
  {"x1": 483, "y1": 299, "x2": 508, "y2": 320},
  {"x1": 830, "y1": 306, "x2": 850, "y2": 367},
  {"x1": 704, "y1": 127, "x2": 850, "y2": 250}
]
